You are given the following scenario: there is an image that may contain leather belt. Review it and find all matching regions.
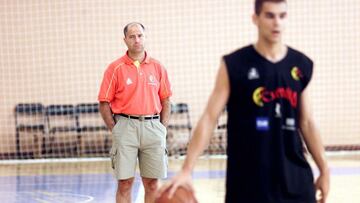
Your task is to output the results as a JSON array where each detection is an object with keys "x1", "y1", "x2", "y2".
[{"x1": 117, "y1": 113, "x2": 160, "y2": 121}]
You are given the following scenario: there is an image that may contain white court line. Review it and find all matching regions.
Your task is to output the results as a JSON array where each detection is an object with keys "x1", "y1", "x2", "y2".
[
  {"x1": 1, "y1": 151, "x2": 359, "y2": 165},
  {"x1": 0, "y1": 157, "x2": 108, "y2": 165}
]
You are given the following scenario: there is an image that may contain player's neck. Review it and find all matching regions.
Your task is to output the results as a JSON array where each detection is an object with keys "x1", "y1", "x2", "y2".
[
  {"x1": 254, "y1": 41, "x2": 287, "y2": 63},
  {"x1": 127, "y1": 51, "x2": 145, "y2": 62}
]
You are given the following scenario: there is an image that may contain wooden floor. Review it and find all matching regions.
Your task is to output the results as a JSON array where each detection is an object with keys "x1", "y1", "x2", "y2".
[{"x1": 0, "y1": 155, "x2": 359, "y2": 203}]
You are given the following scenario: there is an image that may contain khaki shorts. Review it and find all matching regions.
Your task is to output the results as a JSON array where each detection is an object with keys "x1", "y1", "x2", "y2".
[{"x1": 110, "y1": 115, "x2": 168, "y2": 180}]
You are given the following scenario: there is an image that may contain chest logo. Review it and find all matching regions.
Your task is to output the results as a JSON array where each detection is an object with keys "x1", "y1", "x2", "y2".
[
  {"x1": 149, "y1": 75, "x2": 155, "y2": 82},
  {"x1": 248, "y1": 67, "x2": 259, "y2": 80},
  {"x1": 148, "y1": 75, "x2": 157, "y2": 86},
  {"x1": 275, "y1": 103, "x2": 282, "y2": 118},
  {"x1": 253, "y1": 87, "x2": 298, "y2": 108},
  {"x1": 291, "y1": 66, "x2": 303, "y2": 81},
  {"x1": 256, "y1": 117, "x2": 269, "y2": 131},
  {"x1": 126, "y1": 78, "x2": 133, "y2": 85},
  {"x1": 282, "y1": 118, "x2": 296, "y2": 131}
]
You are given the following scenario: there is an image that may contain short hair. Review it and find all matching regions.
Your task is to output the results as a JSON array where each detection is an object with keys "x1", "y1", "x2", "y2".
[
  {"x1": 255, "y1": 0, "x2": 287, "y2": 15},
  {"x1": 123, "y1": 22, "x2": 145, "y2": 37}
]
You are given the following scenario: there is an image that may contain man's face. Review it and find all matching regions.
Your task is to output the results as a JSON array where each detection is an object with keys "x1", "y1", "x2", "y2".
[
  {"x1": 124, "y1": 24, "x2": 145, "y2": 54},
  {"x1": 253, "y1": 2, "x2": 288, "y2": 44}
]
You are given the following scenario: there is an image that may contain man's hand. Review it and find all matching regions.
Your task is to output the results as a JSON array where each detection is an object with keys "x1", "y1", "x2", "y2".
[
  {"x1": 160, "y1": 98, "x2": 171, "y2": 127},
  {"x1": 315, "y1": 171, "x2": 330, "y2": 203},
  {"x1": 157, "y1": 170, "x2": 194, "y2": 199},
  {"x1": 99, "y1": 102, "x2": 115, "y2": 131}
]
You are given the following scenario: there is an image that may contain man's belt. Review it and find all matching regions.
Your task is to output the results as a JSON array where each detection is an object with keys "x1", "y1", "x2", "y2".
[{"x1": 117, "y1": 113, "x2": 160, "y2": 121}]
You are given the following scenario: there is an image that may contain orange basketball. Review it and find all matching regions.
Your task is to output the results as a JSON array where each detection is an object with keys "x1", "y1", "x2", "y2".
[{"x1": 155, "y1": 186, "x2": 198, "y2": 203}]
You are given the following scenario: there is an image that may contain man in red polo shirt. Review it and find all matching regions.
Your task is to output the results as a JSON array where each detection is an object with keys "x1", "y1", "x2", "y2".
[{"x1": 98, "y1": 22, "x2": 172, "y2": 203}]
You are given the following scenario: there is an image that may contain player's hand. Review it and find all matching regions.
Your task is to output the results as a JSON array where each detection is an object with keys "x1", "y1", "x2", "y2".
[
  {"x1": 157, "y1": 170, "x2": 194, "y2": 199},
  {"x1": 315, "y1": 171, "x2": 330, "y2": 203}
]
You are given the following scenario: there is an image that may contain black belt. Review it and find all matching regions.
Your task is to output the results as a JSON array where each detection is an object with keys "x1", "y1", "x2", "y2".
[{"x1": 117, "y1": 113, "x2": 160, "y2": 121}]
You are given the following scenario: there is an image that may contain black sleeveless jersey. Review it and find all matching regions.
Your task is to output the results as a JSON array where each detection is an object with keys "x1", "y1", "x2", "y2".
[{"x1": 223, "y1": 45, "x2": 316, "y2": 203}]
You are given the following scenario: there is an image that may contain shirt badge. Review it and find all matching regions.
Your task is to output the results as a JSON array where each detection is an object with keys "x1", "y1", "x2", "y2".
[
  {"x1": 248, "y1": 67, "x2": 259, "y2": 80},
  {"x1": 126, "y1": 78, "x2": 133, "y2": 85},
  {"x1": 256, "y1": 117, "x2": 269, "y2": 131},
  {"x1": 291, "y1": 66, "x2": 303, "y2": 81}
]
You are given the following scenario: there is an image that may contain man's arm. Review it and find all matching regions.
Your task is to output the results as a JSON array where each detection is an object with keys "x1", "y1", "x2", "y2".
[
  {"x1": 160, "y1": 98, "x2": 171, "y2": 127},
  {"x1": 181, "y1": 60, "x2": 229, "y2": 173},
  {"x1": 158, "y1": 59, "x2": 230, "y2": 197},
  {"x1": 99, "y1": 101, "x2": 115, "y2": 131},
  {"x1": 299, "y1": 87, "x2": 330, "y2": 203}
]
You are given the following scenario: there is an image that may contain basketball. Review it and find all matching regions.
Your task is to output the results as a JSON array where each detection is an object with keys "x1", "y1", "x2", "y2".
[{"x1": 155, "y1": 186, "x2": 198, "y2": 203}]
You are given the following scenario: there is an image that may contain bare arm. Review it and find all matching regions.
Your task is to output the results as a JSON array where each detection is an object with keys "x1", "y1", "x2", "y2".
[
  {"x1": 299, "y1": 87, "x2": 330, "y2": 203},
  {"x1": 182, "y1": 60, "x2": 230, "y2": 173},
  {"x1": 158, "y1": 60, "x2": 230, "y2": 197},
  {"x1": 160, "y1": 98, "x2": 171, "y2": 127},
  {"x1": 99, "y1": 101, "x2": 115, "y2": 131}
]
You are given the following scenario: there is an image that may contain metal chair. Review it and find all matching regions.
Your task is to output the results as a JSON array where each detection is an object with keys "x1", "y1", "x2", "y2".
[
  {"x1": 14, "y1": 103, "x2": 45, "y2": 159},
  {"x1": 167, "y1": 103, "x2": 192, "y2": 156},
  {"x1": 45, "y1": 105, "x2": 78, "y2": 157},
  {"x1": 75, "y1": 103, "x2": 109, "y2": 156}
]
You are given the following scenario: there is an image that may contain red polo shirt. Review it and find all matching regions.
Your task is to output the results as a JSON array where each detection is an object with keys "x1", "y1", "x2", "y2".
[{"x1": 98, "y1": 52, "x2": 172, "y2": 115}]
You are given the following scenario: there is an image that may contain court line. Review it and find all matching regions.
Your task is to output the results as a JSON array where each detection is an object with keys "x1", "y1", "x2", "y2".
[
  {"x1": 0, "y1": 167, "x2": 358, "y2": 202},
  {"x1": 0, "y1": 166, "x2": 359, "y2": 183},
  {"x1": 2, "y1": 150, "x2": 359, "y2": 165}
]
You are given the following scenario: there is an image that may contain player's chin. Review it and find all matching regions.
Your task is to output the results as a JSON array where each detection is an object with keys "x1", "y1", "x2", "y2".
[
  {"x1": 268, "y1": 37, "x2": 281, "y2": 44},
  {"x1": 134, "y1": 48, "x2": 144, "y2": 53}
]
